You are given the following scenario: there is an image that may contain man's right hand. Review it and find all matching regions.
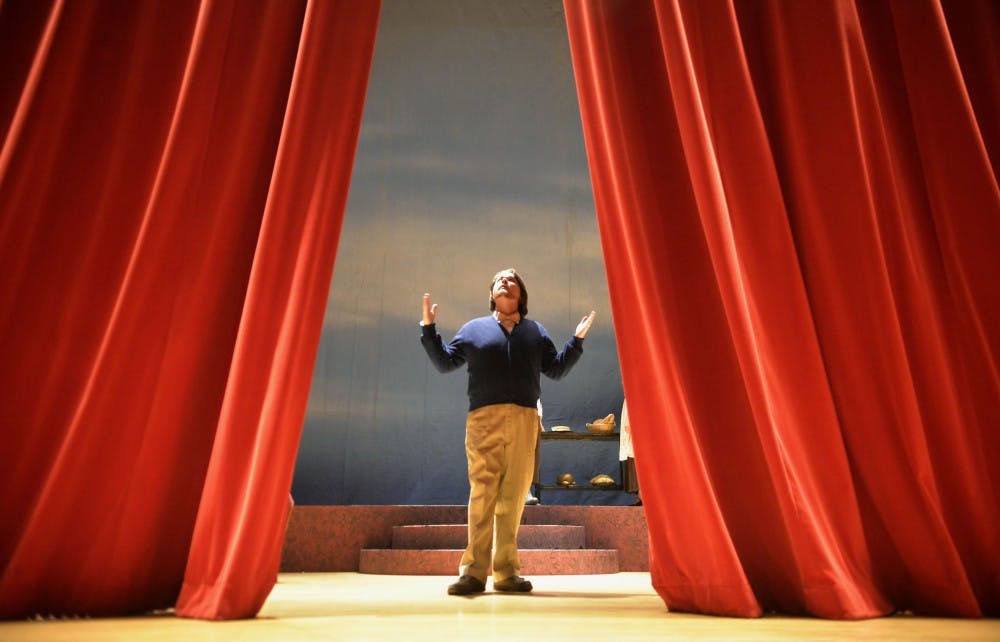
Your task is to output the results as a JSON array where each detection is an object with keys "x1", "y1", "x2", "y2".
[{"x1": 422, "y1": 293, "x2": 438, "y2": 326}]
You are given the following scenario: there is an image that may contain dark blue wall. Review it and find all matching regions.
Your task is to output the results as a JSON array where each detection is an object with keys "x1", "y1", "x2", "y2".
[{"x1": 292, "y1": 0, "x2": 626, "y2": 505}]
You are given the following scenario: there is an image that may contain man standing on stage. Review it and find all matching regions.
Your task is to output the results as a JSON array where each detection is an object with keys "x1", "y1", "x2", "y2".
[{"x1": 420, "y1": 268, "x2": 595, "y2": 595}]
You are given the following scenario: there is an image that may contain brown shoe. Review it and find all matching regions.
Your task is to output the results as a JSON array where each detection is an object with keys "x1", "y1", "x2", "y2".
[
  {"x1": 493, "y1": 575, "x2": 533, "y2": 593},
  {"x1": 447, "y1": 575, "x2": 486, "y2": 595}
]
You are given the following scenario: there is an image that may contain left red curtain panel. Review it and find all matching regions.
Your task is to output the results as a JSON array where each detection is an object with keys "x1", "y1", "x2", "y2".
[{"x1": 0, "y1": 0, "x2": 380, "y2": 619}]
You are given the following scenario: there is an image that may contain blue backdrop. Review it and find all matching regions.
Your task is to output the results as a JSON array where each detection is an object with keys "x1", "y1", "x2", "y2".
[{"x1": 292, "y1": 0, "x2": 626, "y2": 505}]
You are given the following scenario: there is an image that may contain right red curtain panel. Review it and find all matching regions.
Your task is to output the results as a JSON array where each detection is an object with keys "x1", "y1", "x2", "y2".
[{"x1": 565, "y1": 0, "x2": 999, "y2": 619}]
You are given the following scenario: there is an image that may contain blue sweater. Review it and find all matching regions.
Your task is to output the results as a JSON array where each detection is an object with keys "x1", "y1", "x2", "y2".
[{"x1": 421, "y1": 315, "x2": 584, "y2": 411}]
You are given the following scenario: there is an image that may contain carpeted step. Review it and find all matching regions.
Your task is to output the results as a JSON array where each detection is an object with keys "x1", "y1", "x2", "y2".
[
  {"x1": 391, "y1": 524, "x2": 586, "y2": 550},
  {"x1": 358, "y1": 548, "x2": 619, "y2": 575}
]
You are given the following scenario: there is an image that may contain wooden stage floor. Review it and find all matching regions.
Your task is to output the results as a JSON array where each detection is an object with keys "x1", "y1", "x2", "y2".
[{"x1": 1, "y1": 572, "x2": 997, "y2": 641}]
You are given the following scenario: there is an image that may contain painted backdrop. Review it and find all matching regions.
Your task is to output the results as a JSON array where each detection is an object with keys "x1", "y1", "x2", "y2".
[{"x1": 292, "y1": 0, "x2": 627, "y2": 505}]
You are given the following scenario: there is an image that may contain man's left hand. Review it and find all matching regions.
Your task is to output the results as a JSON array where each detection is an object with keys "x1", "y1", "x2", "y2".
[{"x1": 575, "y1": 310, "x2": 596, "y2": 339}]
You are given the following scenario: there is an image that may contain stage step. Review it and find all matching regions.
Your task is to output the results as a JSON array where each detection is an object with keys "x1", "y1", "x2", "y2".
[
  {"x1": 391, "y1": 524, "x2": 586, "y2": 550},
  {"x1": 363, "y1": 522, "x2": 618, "y2": 575},
  {"x1": 281, "y1": 505, "x2": 649, "y2": 573},
  {"x1": 358, "y1": 548, "x2": 620, "y2": 575}
]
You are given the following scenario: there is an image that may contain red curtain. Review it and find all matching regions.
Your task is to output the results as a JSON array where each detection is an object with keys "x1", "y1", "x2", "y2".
[
  {"x1": 0, "y1": 0, "x2": 379, "y2": 620},
  {"x1": 566, "y1": 0, "x2": 999, "y2": 619}
]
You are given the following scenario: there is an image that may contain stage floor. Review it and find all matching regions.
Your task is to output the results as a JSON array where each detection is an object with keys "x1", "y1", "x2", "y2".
[{"x1": 2, "y1": 573, "x2": 997, "y2": 641}]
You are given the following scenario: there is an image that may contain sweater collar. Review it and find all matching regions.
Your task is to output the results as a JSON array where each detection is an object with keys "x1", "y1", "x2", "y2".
[{"x1": 493, "y1": 310, "x2": 521, "y2": 326}]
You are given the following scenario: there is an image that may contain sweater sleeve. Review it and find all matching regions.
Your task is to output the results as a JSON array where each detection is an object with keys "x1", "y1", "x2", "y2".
[
  {"x1": 540, "y1": 331, "x2": 584, "y2": 381},
  {"x1": 420, "y1": 323, "x2": 466, "y2": 373}
]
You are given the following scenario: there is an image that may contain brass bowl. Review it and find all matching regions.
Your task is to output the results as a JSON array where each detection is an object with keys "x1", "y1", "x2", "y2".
[
  {"x1": 586, "y1": 421, "x2": 616, "y2": 435},
  {"x1": 590, "y1": 474, "x2": 616, "y2": 488},
  {"x1": 556, "y1": 473, "x2": 575, "y2": 486}
]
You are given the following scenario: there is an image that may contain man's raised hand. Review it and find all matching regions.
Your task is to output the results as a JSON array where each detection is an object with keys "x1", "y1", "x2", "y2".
[
  {"x1": 422, "y1": 293, "x2": 438, "y2": 326},
  {"x1": 575, "y1": 310, "x2": 596, "y2": 339}
]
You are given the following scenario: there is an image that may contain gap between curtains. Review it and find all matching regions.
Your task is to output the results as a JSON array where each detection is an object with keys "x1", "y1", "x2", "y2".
[
  {"x1": 565, "y1": 0, "x2": 999, "y2": 619},
  {"x1": 0, "y1": 0, "x2": 380, "y2": 620}
]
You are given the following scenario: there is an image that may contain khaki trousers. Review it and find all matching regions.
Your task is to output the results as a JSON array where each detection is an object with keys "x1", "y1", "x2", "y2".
[{"x1": 460, "y1": 403, "x2": 539, "y2": 583}]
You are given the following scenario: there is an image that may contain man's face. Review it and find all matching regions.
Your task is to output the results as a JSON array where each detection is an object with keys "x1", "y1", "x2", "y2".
[{"x1": 492, "y1": 271, "x2": 520, "y2": 302}]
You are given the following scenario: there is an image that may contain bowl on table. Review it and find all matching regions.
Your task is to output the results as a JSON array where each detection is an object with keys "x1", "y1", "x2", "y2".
[
  {"x1": 590, "y1": 474, "x2": 617, "y2": 488},
  {"x1": 585, "y1": 420, "x2": 616, "y2": 435},
  {"x1": 556, "y1": 473, "x2": 576, "y2": 487}
]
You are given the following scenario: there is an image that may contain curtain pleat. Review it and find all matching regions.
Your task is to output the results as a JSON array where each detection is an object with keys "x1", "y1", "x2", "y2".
[
  {"x1": 175, "y1": 0, "x2": 380, "y2": 619},
  {"x1": 0, "y1": 0, "x2": 379, "y2": 620},
  {"x1": 565, "y1": 0, "x2": 999, "y2": 619}
]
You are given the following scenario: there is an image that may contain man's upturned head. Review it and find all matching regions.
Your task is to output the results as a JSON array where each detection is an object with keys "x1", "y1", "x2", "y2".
[{"x1": 489, "y1": 268, "x2": 528, "y2": 316}]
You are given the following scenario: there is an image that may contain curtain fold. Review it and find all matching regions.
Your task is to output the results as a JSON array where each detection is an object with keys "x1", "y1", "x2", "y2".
[
  {"x1": 0, "y1": 0, "x2": 379, "y2": 620},
  {"x1": 565, "y1": 0, "x2": 999, "y2": 619},
  {"x1": 175, "y1": 0, "x2": 380, "y2": 619}
]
